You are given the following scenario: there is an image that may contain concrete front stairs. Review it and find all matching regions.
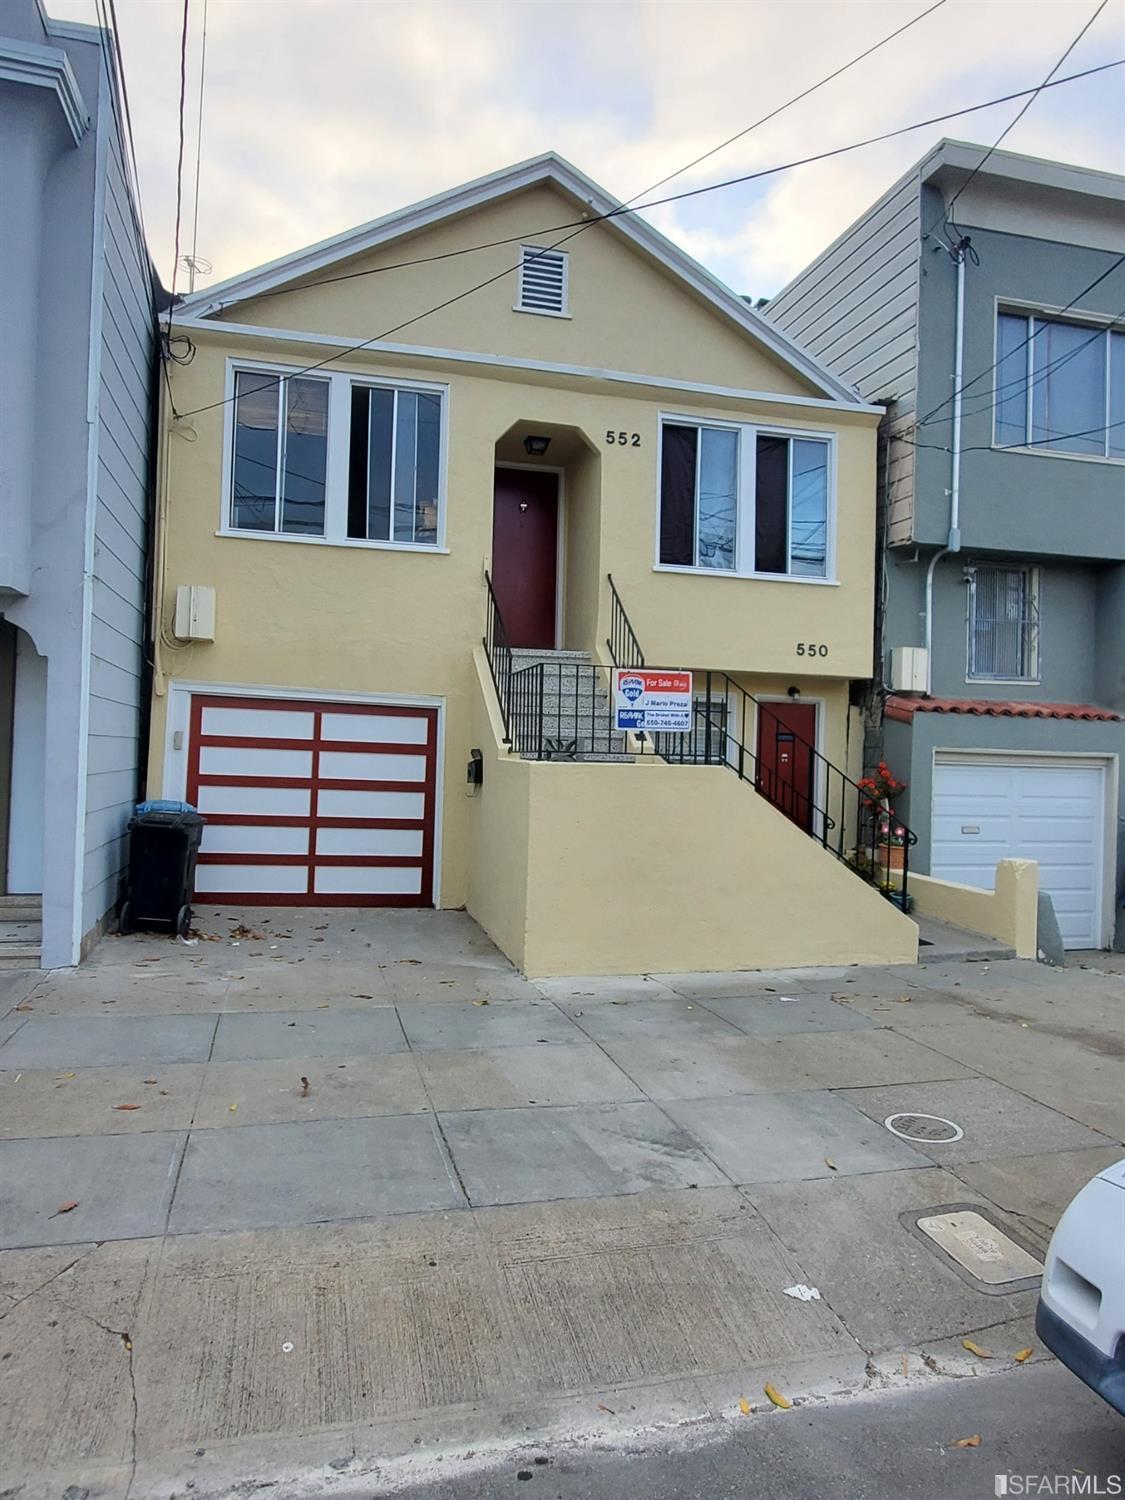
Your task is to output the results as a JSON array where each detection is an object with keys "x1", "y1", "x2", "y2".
[
  {"x1": 0, "y1": 894, "x2": 42, "y2": 969},
  {"x1": 508, "y1": 649, "x2": 633, "y2": 762}
]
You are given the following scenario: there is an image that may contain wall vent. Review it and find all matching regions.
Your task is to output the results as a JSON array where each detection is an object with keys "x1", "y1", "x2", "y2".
[{"x1": 516, "y1": 245, "x2": 568, "y2": 316}]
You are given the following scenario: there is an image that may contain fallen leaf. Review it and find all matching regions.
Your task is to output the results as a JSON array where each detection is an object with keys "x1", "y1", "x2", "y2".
[
  {"x1": 114, "y1": 1103, "x2": 142, "y2": 1112},
  {"x1": 472, "y1": 999, "x2": 490, "y2": 1007},
  {"x1": 317, "y1": 1003, "x2": 330, "y2": 1009},
  {"x1": 596, "y1": 1402, "x2": 615, "y2": 1415},
  {"x1": 121, "y1": 1332, "x2": 132, "y2": 1351},
  {"x1": 951, "y1": 1435, "x2": 982, "y2": 1449},
  {"x1": 142, "y1": 1079, "x2": 158, "y2": 1086},
  {"x1": 229, "y1": 1103, "x2": 238, "y2": 1112},
  {"x1": 53, "y1": 1200, "x2": 80, "y2": 1216},
  {"x1": 159, "y1": 1089, "x2": 170, "y2": 1096},
  {"x1": 351, "y1": 994, "x2": 374, "y2": 1000},
  {"x1": 14, "y1": 1004, "x2": 33, "y2": 1012},
  {"x1": 54, "y1": 1072, "x2": 76, "y2": 1081},
  {"x1": 824, "y1": 1157, "x2": 837, "y2": 1171},
  {"x1": 299, "y1": 1077, "x2": 310, "y2": 1097},
  {"x1": 902, "y1": 1354, "x2": 910, "y2": 1378},
  {"x1": 962, "y1": 1339, "x2": 993, "y2": 1359},
  {"x1": 738, "y1": 1397, "x2": 753, "y2": 1416},
  {"x1": 1014, "y1": 1347, "x2": 1034, "y2": 1364},
  {"x1": 763, "y1": 1382, "x2": 792, "y2": 1411}
]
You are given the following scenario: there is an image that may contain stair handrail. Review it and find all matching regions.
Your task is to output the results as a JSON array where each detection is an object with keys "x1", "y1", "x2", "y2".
[
  {"x1": 483, "y1": 571, "x2": 514, "y2": 743},
  {"x1": 606, "y1": 573, "x2": 645, "y2": 668},
  {"x1": 604, "y1": 577, "x2": 916, "y2": 909}
]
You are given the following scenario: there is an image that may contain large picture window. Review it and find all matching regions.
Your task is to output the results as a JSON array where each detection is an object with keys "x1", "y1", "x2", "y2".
[
  {"x1": 226, "y1": 365, "x2": 445, "y2": 549},
  {"x1": 658, "y1": 420, "x2": 830, "y2": 579},
  {"x1": 995, "y1": 312, "x2": 1124, "y2": 459}
]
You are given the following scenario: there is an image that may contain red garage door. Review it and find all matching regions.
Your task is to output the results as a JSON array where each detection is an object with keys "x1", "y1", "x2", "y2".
[{"x1": 186, "y1": 695, "x2": 438, "y2": 906}]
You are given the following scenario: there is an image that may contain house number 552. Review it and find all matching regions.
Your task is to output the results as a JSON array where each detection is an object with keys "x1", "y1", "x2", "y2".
[
  {"x1": 796, "y1": 643, "x2": 829, "y2": 657},
  {"x1": 606, "y1": 430, "x2": 641, "y2": 446}
]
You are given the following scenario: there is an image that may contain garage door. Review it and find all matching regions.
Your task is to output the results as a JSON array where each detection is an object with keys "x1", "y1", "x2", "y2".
[
  {"x1": 186, "y1": 695, "x2": 438, "y2": 906},
  {"x1": 931, "y1": 757, "x2": 1106, "y2": 949}
]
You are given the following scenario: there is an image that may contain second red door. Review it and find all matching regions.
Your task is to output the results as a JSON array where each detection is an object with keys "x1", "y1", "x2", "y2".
[
  {"x1": 756, "y1": 701, "x2": 817, "y2": 832},
  {"x1": 491, "y1": 468, "x2": 558, "y2": 649}
]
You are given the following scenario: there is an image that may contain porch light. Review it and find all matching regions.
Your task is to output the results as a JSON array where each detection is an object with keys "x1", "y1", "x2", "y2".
[{"x1": 523, "y1": 434, "x2": 551, "y2": 456}]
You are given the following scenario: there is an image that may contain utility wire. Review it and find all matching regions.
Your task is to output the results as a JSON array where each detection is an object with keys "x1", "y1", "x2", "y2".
[
  {"x1": 906, "y1": 251, "x2": 1125, "y2": 433},
  {"x1": 899, "y1": 414, "x2": 1125, "y2": 455},
  {"x1": 176, "y1": 57, "x2": 1124, "y2": 422},
  {"x1": 190, "y1": 58, "x2": 1123, "y2": 313},
  {"x1": 187, "y1": 0, "x2": 209, "y2": 290},
  {"x1": 935, "y1": 0, "x2": 1109, "y2": 239},
  {"x1": 168, "y1": 0, "x2": 191, "y2": 315}
]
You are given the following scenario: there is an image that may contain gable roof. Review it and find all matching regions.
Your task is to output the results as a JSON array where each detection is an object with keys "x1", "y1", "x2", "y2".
[{"x1": 180, "y1": 152, "x2": 867, "y2": 406}]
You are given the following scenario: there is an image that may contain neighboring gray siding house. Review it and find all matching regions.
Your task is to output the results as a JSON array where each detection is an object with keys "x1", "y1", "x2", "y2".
[
  {"x1": 768, "y1": 141, "x2": 1125, "y2": 951},
  {"x1": 0, "y1": 0, "x2": 155, "y2": 967}
]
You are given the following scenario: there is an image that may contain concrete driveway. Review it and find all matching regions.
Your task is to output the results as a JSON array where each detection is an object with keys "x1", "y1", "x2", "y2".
[{"x1": 0, "y1": 908, "x2": 1122, "y2": 1498}]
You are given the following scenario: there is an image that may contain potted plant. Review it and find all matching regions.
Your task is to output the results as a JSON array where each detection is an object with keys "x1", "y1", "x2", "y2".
[{"x1": 857, "y1": 762, "x2": 908, "y2": 875}]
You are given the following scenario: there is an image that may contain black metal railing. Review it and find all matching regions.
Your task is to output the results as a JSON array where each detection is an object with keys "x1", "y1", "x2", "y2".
[
  {"x1": 483, "y1": 571, "x2": 514, "y2": 743},
  {"x1": 607, "y1": 573, "x2": 645, "y2": 667},
  {"x1": 482, "y1": 575, "x2": 915, "y2": 906},
  {"x1": 654, "y1": 671, "x2": 915, "y2": 908}
]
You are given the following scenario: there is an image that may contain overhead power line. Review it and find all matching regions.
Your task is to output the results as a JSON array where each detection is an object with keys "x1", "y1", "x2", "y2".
[
  {"x1": 907, "y1": 251, "x2": 1125, "y2": 434},
  {"x1": 168, "y1": 0, "x2": 191, "y2": 315},
  {"x1": 175, "y1": 57, "x2": 1124, "y2": 422},
  {"x1": 936, "y1": 0, "x2": 1110, "y2": 238},
  {"x1": 200, "y1": 57, "x2": 1125, "y2": 311}
]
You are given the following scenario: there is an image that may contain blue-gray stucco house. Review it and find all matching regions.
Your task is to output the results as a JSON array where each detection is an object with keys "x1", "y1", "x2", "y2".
[
  {"x1": 1, "y1": 0, "x2": 156, "y2": 967},
  {"x1": 767, "y1": 141, "x2": 1124, "y2": 951}
]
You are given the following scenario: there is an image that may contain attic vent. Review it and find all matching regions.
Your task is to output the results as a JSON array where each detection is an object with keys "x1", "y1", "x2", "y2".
[{"x1": 516, "y1": 245, "x2": 568, "y2": 316}]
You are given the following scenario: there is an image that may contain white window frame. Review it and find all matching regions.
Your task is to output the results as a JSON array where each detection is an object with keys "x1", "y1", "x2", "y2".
[
  {"x1": 219, "y1": 357, "x2": 450, "y2": 553},
  {"x1": 991, "y1": 299, "x2": 1125, "y2": 466},
  {"x1": 513, "y1": 244, "x2": 570, "y2": 319},
  {"x1": 653, "y1": 412, "x2": 837, "y2": 584},
  {"x1": 965, "y1": 563, "x2": 1041, "y2": 684}
]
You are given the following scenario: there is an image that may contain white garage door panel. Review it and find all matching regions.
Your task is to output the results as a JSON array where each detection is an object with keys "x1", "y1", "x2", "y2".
[
  {"x1": 932, "y1": 760, "x2": 1105, "y2": 949},
  {"x1": 188, "y1": 694, "x2": 438, "y2": 906}
]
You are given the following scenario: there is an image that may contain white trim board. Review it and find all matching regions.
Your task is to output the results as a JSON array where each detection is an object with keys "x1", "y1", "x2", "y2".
[
  {"x1": 176, "y1": 152, "x2": 863, "y2": 405},
  {"x1": 172, "y1": 316, "x2": 883, "y2": 416},
  {"x1": 163, "y1": 678, "x2": 446, "y2": 907},
  {"x1": 0, "y1": 36, "x2": 90, "y2": 144}
]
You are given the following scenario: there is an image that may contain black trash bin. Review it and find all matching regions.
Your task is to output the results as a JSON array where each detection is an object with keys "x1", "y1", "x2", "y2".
[{"x1": 120, "y1": 802, "x2": 206, "y2": 938}]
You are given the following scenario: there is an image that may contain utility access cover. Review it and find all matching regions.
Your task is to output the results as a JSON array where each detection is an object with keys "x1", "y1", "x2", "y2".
[
  {"x1": 917, "y1": 1210, "x2": 1043, "y2": 1286},
  {"x1": 884, "y1": 1112, "x2": 963, "y2": 1144}
]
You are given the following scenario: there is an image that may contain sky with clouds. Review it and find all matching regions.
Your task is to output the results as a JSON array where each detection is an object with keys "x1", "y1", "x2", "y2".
[{"x1": 49, "y1": 0, "x2": 1125, "y2": 300}]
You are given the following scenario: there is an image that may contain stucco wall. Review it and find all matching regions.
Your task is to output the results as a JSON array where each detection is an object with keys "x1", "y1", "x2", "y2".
[
  {"x1": 466, "y1": 651, "x2": 916, "y2": 976},
  {"x1": 153, "y1": 322, "x2": 879, "y2": 911},
  {"x1": 910, "y1": 859, "x2": 1038, "y2": 959},
  {"x1": 216, "y1": 182, "x2": 822, "y2": 399}
]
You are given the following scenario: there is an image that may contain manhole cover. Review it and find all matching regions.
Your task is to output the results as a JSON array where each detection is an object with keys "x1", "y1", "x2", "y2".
[
  {"x1": 917, "y1": 1211, "x2": 1043, "y2": 1285},
  {"x1": 884, "y1": 1111, "x2": 963, "y2": 1143}
]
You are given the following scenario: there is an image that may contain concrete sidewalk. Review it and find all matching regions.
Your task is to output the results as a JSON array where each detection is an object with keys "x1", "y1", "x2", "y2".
[{"x1": 0, "y1": 909, "x2": 1122, "y2": 1498}]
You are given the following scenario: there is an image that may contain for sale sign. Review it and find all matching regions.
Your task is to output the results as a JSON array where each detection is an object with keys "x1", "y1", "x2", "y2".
[{"x1": 613, "y1": 669, "x2": 693, "y2": 733}]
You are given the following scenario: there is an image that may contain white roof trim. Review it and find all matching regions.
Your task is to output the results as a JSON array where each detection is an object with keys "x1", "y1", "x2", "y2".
[
  {"x1": 171, "y1": 313, "x2": 885, "y2": 416},
  {"x1": 0, "y1": 36, "x2": 89, "y2": 144},
  {"x1": 181, "y1": 153, "x2": 862, "y2": 405}
]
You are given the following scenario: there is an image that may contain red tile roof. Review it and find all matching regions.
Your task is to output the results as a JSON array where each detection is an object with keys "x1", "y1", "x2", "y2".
[{"x1": 885, "y1": 695, "x2": 1121, "y2": 724}]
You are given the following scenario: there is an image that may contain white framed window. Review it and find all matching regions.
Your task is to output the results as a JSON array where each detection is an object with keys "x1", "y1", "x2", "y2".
[
  {"x1": 230, "y1": 370, "x2": 329, "y2": 536},
  {"x1": 515, "y1": 245, "x2": 569, "y2": 317},
  {"x1": 994, "y1": 310, "x2": 1125, "y2": 460},
  {"x1": 967, "y1": 565, "x2": 1040, "y2": 681},
  {"x1": 657, "y1": 416, "x2": 833, "y2": 580},
  {"x1": 347, "y1": 385, "x2": 442, "y2": 545},
  {"x1": 223, "y1": 361, "x2": 448, "y2": 551}
]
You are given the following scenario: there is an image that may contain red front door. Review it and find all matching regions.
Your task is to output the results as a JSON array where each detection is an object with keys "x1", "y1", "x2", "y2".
[
  {"x1": 756, "y1": 702, "x2": 817, "y2": 832},
  {"x1": 491, "y1": 468, "x2": 558, "y2": 649}
]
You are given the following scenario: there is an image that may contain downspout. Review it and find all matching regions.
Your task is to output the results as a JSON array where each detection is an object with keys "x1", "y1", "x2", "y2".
[{"x1": 923, "y1": 236, "x2": 969, "y2": 695}]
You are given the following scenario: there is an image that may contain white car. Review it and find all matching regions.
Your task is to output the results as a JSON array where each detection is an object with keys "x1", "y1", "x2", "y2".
[{"x1": 1037, "y1": 1158, "x2": 1125, "y2": 1414}]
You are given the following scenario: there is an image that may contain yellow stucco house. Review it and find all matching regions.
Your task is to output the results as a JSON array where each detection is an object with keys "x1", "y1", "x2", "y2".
[{"x1": 149, "y1": 153, "x2": 918, "y2": 974}]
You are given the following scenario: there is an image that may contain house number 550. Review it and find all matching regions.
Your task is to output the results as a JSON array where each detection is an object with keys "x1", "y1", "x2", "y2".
[
  {"x1": 606, "y1": 430, "x2": 641, "y2": 446},
  {"x1": 796, "y1": 643, "x2": 829, "y2": 657}
]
